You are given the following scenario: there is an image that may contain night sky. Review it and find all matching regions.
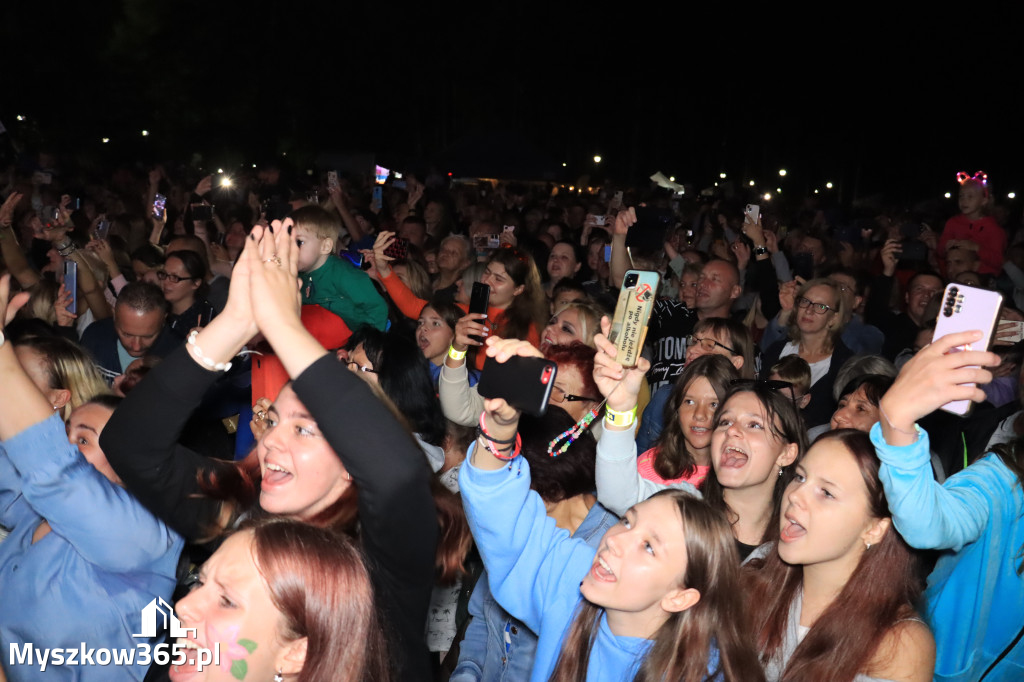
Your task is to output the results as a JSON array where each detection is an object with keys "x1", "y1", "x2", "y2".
[{"x1": 3, "y1": 2, "x2": 1022, "y2": 203}]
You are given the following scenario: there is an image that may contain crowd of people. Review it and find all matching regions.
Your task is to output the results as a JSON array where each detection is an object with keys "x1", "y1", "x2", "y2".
[{"x1": 0, "y1": 153, "x2": 1021, "y2": 681}]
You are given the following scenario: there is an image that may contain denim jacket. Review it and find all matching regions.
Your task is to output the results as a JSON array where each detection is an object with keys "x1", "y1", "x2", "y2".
[{"x1": 451, "y1": 501, "x2": 618, "y2": 682}]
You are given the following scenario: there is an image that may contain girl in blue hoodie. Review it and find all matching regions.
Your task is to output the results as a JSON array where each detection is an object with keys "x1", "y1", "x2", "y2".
[
  {"x1": 874, "y1": 330, "x2": 1024, "y2": 681},
  {"x1": 459, "y1": 336, "x2": 764, "y2": 682}
]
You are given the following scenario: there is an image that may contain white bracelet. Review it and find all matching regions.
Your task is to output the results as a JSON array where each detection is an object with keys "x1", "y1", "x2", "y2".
[{"x1": 187, "y1": 330, "x2": 232, "y2": 372}]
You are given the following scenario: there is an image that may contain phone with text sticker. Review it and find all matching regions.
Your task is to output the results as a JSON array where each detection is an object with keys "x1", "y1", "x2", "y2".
[
  {"x1": 608, "y1": 270, "x2": 660, "y2": 368},
  {"x1": 478, "y1": 355, "x2": 557, "y2": 416},
  {"x1": 63, "y1": 260, "x2": 78, "y2": 315},
  {"x1": 932, "y1": 283, "x2": 1004, "y2": 416}
]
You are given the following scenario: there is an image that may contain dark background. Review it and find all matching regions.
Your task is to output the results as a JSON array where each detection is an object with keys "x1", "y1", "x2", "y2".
[{"x1": 2, "y1": 2, "x2": 1021, "y2": 203}]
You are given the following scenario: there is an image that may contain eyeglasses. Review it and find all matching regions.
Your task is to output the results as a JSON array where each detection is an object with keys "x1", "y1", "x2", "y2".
[
  {"x1": 346, "y1": 361, "x2": 376, "y2": 374},
  {"x1": 686, "y1": 334, "x2": 738, "y2": 355},
  {"x1": 550, "y1": 385, "x2": 600, "y2": 404},
  {"x1": 156, "y1": 271, "x2": 195, "y2": 284},
  {"x1": 796, "y1": 297, "x2": 834, "y2": 315}
]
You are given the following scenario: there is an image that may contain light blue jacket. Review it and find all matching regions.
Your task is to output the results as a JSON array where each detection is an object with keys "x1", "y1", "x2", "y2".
[
  {"x1": 0, "y1": 415, "x2": 183, "y2": 682},
  {"x1": 452, "y1": 501, "x2": 617, "y2": 681},
  {"x1": 870, "y1": 423, "x2": 1024, "y2": 682},
  {"x1": 459, "y1": 451, "x2": 722, "y2": 681}
]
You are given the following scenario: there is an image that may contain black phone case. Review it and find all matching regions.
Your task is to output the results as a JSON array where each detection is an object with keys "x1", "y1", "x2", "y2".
[{"x1": 477, "y1": 356, "x2": 557, "y2": 416}]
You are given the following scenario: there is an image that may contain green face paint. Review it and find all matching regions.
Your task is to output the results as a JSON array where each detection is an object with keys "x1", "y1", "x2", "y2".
[{"x1": 230, "y1": 640, "x2": 258, "y2": 680}]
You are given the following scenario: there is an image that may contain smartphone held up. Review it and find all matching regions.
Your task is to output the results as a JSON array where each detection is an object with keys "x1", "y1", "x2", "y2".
[
  {"x1": 931, "y1": 283, "x2": 1003, "y2": 416},
  {"x1": 608, "y1": 270, "x2": 659, "y2": 368}
]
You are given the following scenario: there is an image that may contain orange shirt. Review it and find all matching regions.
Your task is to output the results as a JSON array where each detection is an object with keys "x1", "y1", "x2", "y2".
[{"x1": 380, "y1": 271, "x2": 539, "y2": 370}]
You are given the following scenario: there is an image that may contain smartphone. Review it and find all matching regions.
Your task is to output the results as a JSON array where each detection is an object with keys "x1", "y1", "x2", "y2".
[
  {"x1": 152, "y1": 193, "x2": 167, "y2": 220},
  {"x1": 374, "y1": 165, "x2": 390, "y2": 185},
  {"x1": 477, "y1": 355, "x2": 557, "y2": 416},
  {"x1": 66, "y1": 197, "x2": 81, "y2": 211},
  {"x1": 468, "y1": 281, "x2": 491, "y2": 343},
  {"x1": 472, "y1": 234, "x2": 500, "y2": 251},
  {"x1": 931, "y1": 283, "x2": 1004, "y2": 416},
  {"x1": 40, "y1": 205, "x2": 60, "y2": 228},
  {"x1": 93, "y1": 219, "x2": 111, "y2": 241},
  {"x1": 262, "y1": 199, "x2": 291, "y2": 222},
  {"x1": 744, "y1": 204, "x2": 760, "y2": 225},
  {"x1": 372, "y1": 185, "x2": 383, "y2": 212},
  {"x1": 327, "y1": 171, "x2": 339, "y2": 191},
  {"x1": 63, "y1": 260, "x2": 78, "y2": 315},
  {"x1": 384, "y1": 237, "x2": 409, "y2": 261},
  {"x1": 603, "y1": 245, "x2": 612, "y2": 263},
  {"x1": 503, "y1": 224, "x2": 516, "y2": 234},
  {"x1": 610, "y1": 190, "x2": 623, "y2": 211},
  {"x1": 791, "y1": 252, "x2": 815, "y2": 280},
  {"x1": 191, "y1": 204, "x2": 214, "y2": 221},
  {"x1": 608, "y1": 270, "x2": 660, "y2": 368}
]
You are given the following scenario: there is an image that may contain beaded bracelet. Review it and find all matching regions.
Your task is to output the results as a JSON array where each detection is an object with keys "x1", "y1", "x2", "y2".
[
  {"x1": 187, "y1": 330, "x2": 233, "y2": 372},
  {"x1": 477, "y1": 412, "x2": 521, "y2": 461},
  {"x1": 547, "y1": 406, "x2": 601, "y2": 457},
  {"x1": 447, "y1": 345, "x2": 467, "y2": 361}
]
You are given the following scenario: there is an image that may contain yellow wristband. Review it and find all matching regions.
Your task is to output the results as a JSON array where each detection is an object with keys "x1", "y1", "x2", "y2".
[
  {"x1": 604, "y1": 406, "x2": 637, "y2": 428},
  {"x1": 447, "y1": 346, "x2": 467, "y2": 361}
]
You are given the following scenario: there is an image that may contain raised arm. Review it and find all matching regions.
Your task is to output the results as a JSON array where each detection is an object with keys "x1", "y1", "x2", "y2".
[
  {"x1": 609, "y1": 207, "x2": 636, "y2": 289},
  {"x1": 101, "y1": 231, "x2": 261, "y2": 540},
  {"x1": 873, "y1": 331, "x2": 1001, "y2": 549},
  {"x1": 459, "y1": 337, "x2": 598, "y2": 631}
]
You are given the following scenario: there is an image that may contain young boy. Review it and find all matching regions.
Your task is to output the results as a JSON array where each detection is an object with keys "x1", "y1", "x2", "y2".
[
  {"x1": 768, "y1": 355, "x2": 812, "y2": 412},
  {"x1": 292, "y1": 206, "x2": 388, "y2": 331}
]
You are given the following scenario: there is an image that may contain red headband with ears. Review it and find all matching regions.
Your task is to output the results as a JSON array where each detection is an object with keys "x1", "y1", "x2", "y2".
[{"x1": 956, "y1": 171, "x2": 988, "y2": 186}]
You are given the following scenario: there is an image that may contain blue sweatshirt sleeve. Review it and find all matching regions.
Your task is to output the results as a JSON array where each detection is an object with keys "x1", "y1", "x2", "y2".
[
  {"x1": 459, "y1": 451, "x2": 599, "y2": 633},
  {"x1": 870, "y1": 422, "x2": 991, "y2": 551},
  {"x1": 4, "y1": 413, "x2": 182, "y2": 570}
]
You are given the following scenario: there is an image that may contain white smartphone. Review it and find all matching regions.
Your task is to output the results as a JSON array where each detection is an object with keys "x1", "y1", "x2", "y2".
[
  {"x1": 931, "y1": 283, "x2": 1004, "y2": 416},
  {"x1": 744, "y1": 204, "x2": 760, "y2": 225}
]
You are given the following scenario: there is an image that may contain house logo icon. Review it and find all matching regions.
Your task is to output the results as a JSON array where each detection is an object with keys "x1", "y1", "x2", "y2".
[{"x1": 133, "y1": 597, "x2": 197, "y2": 639}]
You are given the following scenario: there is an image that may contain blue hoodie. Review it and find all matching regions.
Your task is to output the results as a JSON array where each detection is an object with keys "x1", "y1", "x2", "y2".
[
  {"x1": 871, "y1": 423, "x2": 1024, "y2": 681},
  {"x1": 459, "y1": 451, "x2": 722, "y2": 681}
]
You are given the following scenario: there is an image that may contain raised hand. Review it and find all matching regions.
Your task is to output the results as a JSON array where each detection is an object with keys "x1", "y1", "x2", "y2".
[
  {"x1": 0, "y1": 192, "x2": 23, "y2": 228},
  {"x1": 372, "y1": 230, "x2": 396, "y2": 276},
  {"x1": 878, "y1": 331, "x2": 999, "y2": 446},
  {"x1": 778, "y1": 277, "x2": 802, "y2": 312},
  {"x1": 591, "y1": 316, "x2": 649, "y2": 413},
  {"x1": 880, "y1": 239, "x2": 901, "y2": 277},
  {"x1": 453, "y1": 313, "x2": 489, "y2": 350},
  {"x1": 612, "y1": 207, "x2": 637, "y2": 237},
  {"x1": 0, "y1": 274, "x2": 30, "y2": 329},
  {"x1": 195, "y1": 175, "x2": 213, "y2": 197},
  {"x1": 54, "y1": 284, "x2": 77, "y2": 327},
  {"x1": 248, "y1": 219, "x2": 302, "y2": 335}
]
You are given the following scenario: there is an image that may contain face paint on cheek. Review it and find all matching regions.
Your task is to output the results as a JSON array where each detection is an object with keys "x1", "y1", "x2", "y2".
[{"x1": 208, "y1": 625, "x2": 258, "y2": 680}]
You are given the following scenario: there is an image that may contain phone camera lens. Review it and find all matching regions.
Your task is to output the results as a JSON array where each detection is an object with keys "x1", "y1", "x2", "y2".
[{"x1": 625, "y1": 275, "x2": 638, "y2": 288}]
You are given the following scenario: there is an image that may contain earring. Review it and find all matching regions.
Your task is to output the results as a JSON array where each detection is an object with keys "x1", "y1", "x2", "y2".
[
  {"x1": 865, "y1": 541, "x2": 872, "y2": 550},
  {"x1": 274, "y1": 670, "x2": 284, "y2": 682},
  {"x1": 778, "y1": 466, "x2": 784, "y2": 478}
]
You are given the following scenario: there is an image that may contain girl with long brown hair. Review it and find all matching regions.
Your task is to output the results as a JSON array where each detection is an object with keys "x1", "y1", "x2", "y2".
[
  {"x1": 745, "y1": 429, "x2": 934, "y2": 681},
  {"x1": 459, "y1": 336, "x2": 765, "y2": 682}
]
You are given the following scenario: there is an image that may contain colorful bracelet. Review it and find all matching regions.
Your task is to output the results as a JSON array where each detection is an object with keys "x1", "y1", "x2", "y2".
[
  {"x1": 477, "y1": 412, "x2": 521, "y2": 461},
  {"x1": 604, "y1": 405, "x2": 637, "y2": 429},
  {"x1": 447, "y1": 345, "x2": 467, "y2": 361}
]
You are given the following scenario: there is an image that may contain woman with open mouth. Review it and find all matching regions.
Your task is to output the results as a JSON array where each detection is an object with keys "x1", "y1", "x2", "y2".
[
  {"x1": 458, "y1": 336, "x2": 766, "y2": 681},
  {"x1": 702, "y1": 381, "x2": 809, "y2": 562},
  {"x1": 744, "y1": 428, "x2": 935, "y2": 681}
]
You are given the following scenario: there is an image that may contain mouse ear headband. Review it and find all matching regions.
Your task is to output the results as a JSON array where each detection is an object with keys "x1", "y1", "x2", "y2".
[{"x1": 957, "y1": 171, "x2": 989, "y2": 198}]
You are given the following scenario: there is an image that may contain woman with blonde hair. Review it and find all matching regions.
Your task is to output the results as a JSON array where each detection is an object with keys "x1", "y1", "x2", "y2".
[
  {"x1": 762, "y1": 278, "x2": 853, "y2": 428},
  {"x1": 13, "y1": 335, "x2": 110, "y2": 419}
]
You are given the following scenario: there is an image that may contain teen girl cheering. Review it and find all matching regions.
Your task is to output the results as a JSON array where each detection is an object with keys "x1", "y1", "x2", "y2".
[{"x1": 459, "y1": 335, "x2": 764, "y2": 681}]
